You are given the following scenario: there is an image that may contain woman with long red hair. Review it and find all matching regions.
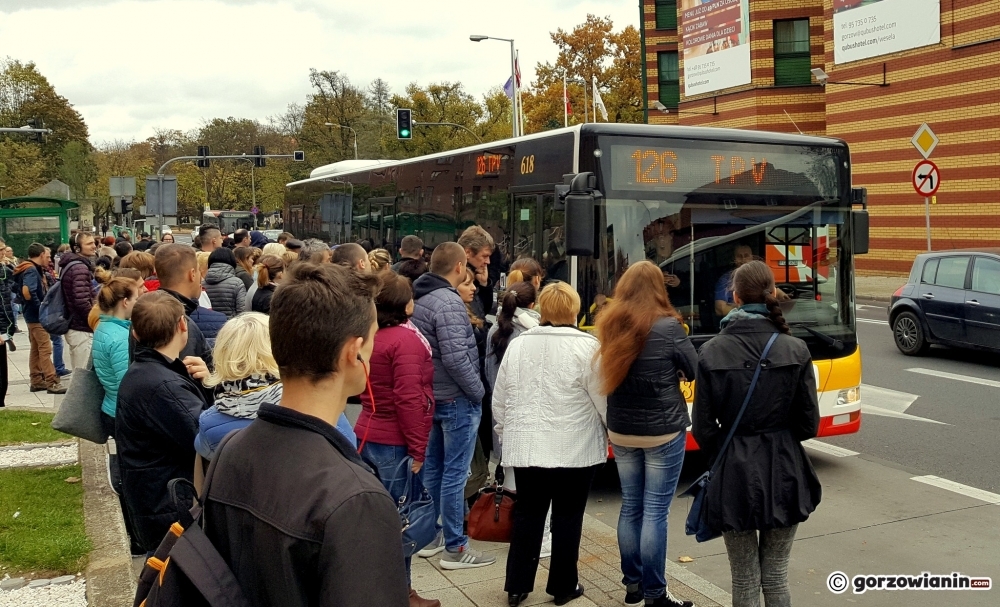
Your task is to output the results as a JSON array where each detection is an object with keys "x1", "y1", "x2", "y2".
[{"x1": 594, "y1": 261, "x2": 698, "y2": 607}]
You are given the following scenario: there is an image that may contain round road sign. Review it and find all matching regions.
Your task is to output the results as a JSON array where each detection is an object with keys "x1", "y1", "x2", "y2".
[{"x1": 912, "y1": 160, "x2": 940, "y2": 196}]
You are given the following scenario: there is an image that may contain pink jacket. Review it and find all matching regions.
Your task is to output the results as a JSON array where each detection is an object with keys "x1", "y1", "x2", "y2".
[{"x1": 356, "y1": 324, "x2": 435, "y2": 461}]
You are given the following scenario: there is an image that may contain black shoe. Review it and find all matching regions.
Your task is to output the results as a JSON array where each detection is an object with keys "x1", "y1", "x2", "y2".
[
  {"x1": 554, "y1": 584, "x2": 585, "y2": 606},
  {"x1": 645, "y1": 591, "x2": 694, "y2": 607},
  {"x1": 507, "y1": 592, "x2": 528, "y2": 606},
  {"x1": 625, "y1": 585, "x2": 643, "y2": 607},
  {"x1": 6, "y1": 339, "x2": 15, "y2": 352}
]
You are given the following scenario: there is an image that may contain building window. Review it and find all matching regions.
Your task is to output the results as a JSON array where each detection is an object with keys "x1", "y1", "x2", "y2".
[
  {"x1": 655, "y1": 0, "x2": 677, "y2": 30},
  {"x1": 657, "y1": 52, "x2": 679, "y2": 108},
  {"x1": 774, "y1": 19, "x2": 812, "y2": 86}
]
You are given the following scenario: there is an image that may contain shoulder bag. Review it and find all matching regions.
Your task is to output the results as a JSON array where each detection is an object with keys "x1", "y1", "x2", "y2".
[
  {"x1": 51, "y1": 352, "x2": 107, "y2": 444},
  {"x1": 395, "y1": 455, "x2": 438, "y2": 558},
  {"x1": 681, "y1": 332, "x2": 779, "y2": 543}
]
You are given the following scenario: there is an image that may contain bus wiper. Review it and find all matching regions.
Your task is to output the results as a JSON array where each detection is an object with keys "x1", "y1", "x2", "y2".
[{"x1": 792, "y1": 323, "x2": 844, "y2": 352}]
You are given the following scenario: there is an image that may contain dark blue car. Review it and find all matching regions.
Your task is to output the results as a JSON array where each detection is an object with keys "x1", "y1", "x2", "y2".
[{"x1": 889, "y1": 249, "x2": 1000, "y2": 355}]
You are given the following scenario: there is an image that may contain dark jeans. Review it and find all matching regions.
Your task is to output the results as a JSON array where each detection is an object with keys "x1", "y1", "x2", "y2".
[
  {"x1": 505, "y1": 465, "x2": 600, "y2": 597},
  {"x1": 361, "y1": 441, "x2": 413, "y2": 585},
  {"x1": 51, "y1": 333, "x2": 68, "y2": 374},
  {"x1": 723, "y1": 525, "x2": 798, "y2": 607}
]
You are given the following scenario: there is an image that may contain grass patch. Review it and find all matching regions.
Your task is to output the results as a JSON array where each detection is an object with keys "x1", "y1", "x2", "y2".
[
  {"x1": 0, "y1": 464, "x2": 90, "y2": 575},
  {"x1": 0, "y1": 411, "x2": 66, "y2": 446}
]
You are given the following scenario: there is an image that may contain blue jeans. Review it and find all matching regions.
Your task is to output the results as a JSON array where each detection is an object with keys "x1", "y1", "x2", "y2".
[
  {"x1": 361, "y1": 441, "x2": 412, "y2": 584},
  {"x1": 423, "y1": 397, "x2": 481, "y2": 551},
  {"x1": 51, "y1": 333, "x2": 68, "y2": 374},
  {"x1": 613, "y1": 431, "x2": 687, "y2": 599}
]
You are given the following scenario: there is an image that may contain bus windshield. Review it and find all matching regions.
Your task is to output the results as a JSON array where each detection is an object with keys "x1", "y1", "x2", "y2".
[
  {"x1": 203, "y1": 211, "x2": 254, "y2": 234},
  {"x1": 580, "y1": 135, "x2": 856, "y2": 359}
]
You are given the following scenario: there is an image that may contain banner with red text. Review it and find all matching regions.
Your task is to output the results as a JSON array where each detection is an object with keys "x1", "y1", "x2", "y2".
[{"x1": 681, "y1": 0, "x2": 751, "y2": 96}]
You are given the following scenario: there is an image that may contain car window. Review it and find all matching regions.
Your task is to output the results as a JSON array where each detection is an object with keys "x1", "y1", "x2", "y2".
[
  {"x1": 971, "y1": 257, "x2": 1000, "y2": 296},
  {"x1": 921, "y1": 258, "x2": 939, "y2": 284},
  {"x1": 934, "y1": 256, "x2": 970, "y2": 289}
]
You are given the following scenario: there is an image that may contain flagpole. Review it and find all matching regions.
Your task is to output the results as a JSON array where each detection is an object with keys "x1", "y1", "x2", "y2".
[
  {"x1": 516, "y1": 50, "x2": 524, "y2": 136},
  {"x1": 509, "y1": 40, "x2": 518, "y2": 138},
  {"x1": 592, "y1": 75, "x2": 598, "y2": 123}
]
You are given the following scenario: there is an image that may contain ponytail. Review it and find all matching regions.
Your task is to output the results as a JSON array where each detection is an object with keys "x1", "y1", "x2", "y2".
[
  {"x1": 507, "y1": 269, "x2": 525, "y2": 284},
  {"x1": 256, "y1": 255, "x2": 285, "y2": 288},
  {"x1": 490, "y1": 281, "x2": 536, "y2": 363},
  {"x1": 732, "y1": 259, "x2": 791, "y2": 335},
  {"x1": 97, "y1": 277, "x2": 137, "y2": 314}
]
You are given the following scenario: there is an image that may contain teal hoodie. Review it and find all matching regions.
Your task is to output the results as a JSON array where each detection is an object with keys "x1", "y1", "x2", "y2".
[{"x1": 93, "y1": 315, "x2": 132, "y2": 417}]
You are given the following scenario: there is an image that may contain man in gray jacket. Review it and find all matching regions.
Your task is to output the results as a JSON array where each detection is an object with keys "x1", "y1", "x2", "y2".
[{"x1": 411, "y1": 242, "x2": 494, "y2": 570}]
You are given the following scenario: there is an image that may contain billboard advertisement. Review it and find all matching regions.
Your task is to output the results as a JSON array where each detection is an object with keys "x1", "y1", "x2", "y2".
[
  {"x1": 834, "y1": 0, "x2": 941, "y2": 64},
  {"x1": 680, "y1": 0, "x2": 751, "y2": 97}
]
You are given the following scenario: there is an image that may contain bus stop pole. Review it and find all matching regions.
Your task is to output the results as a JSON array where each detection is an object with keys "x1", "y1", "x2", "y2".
[{"x1": 925, "y1": 196, "x2": 931, "y2": 251}]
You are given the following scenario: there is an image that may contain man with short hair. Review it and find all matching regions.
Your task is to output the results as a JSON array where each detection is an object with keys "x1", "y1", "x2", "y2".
[
  {"x1": 411, "y1": 242, "x2": 494, "y2": 569},
  {"x1": 715, "y1": 244, "x2": 756, "y2": 317},
  {"x1": 116, "y1": 291, "x2": 210, "y2": 553},
  {"x1": 331, "y1": 242, "x2": 371, "y2": 272},
  {"x1": 457, "y1": 225, "x2": 494, "y2": 319},
  {"x1": 232, "y1": 229, "x2": 250, "y2": 248},
  {"x1": 199, "y1": 225, "x2": 222, "y2": 253},
  {"x1": 154, "y1": 244, "x2": 221, "y2": 365},
  {"x1": 133, "y1": 233, "x2": 153, "y2": 252},
  {"x1": 14, "y1": 243, "x2": 65, "y2": 394},
  {"x1": 277, "y1": 232, "x2": 294, "y2": 245},
  {"x1": 61, "y1": 232, "x2": 98, "y2": 369},
  {"x1": 391, "y1": 235, "x2": 424, "y2": 272},
  {"x1": 300, "y1": 238, "x2": 332, "y2": 263},
  {"x1": 204, "y1": 262, "x2": 409, "y2": 607}
]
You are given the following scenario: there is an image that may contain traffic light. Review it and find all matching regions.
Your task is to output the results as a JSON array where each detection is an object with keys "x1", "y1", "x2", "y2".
[
  {"x1": 197, "y1": 145, "x2": 210, "y2": 168},
  {"x1": 253, "y1": 145, "x2": 266, "y2": 168},
  {"x1": 293, "y1": 150, "x2": 305, "y2": 161},
  {"x1": 396, "y1": 108, "x2": 413, "y2": 139},
  {"x1": 121, "y1": 197, "x2": 133, "y2": 215},
  {"x1": 26, "y1": 117, "x2": 46, "y2": 143}
]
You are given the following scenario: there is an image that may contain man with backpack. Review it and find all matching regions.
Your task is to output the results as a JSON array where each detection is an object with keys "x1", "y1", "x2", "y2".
[
  {"x1": 59, "y1": 232, "x2": 98, "y2": 369},
  {"x1": 14, "y1": 243, "x2": 65, "y2": 394}
]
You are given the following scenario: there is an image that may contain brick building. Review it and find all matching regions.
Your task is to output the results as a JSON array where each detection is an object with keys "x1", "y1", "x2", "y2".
[{"x1": 639, "y1": 0, "x2": 1000, "y2": 274}]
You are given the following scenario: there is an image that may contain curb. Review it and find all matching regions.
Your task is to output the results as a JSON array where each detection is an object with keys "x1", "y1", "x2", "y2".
[{"x1": 79, "y1": 440, "x2": 136, "y2": 607}]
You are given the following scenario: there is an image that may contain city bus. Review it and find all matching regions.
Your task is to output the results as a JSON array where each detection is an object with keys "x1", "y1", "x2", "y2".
[
  {"x1": 285, "y1": 123, "x2": 867, "y2": 446},
  {"x1": 201, "y1": 210, "x2": 254, "y2": 234}
]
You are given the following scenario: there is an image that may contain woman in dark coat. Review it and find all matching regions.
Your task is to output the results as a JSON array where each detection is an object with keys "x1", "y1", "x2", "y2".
[
  {"x1": 692, "y1": 260, "x2": 821, "y2": 607},
  {"x1": 202, "y1": 247, "x2": 246, "y2": 319},
  {"x1": 250, "y1": 255, "x2": 284, "y2": 315}
]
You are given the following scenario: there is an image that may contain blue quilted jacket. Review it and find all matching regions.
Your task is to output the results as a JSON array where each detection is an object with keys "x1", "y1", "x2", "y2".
[
  {"x1": 93, "y1": 315, "x2": 131, "y2": 417},
  {"x1": 411, "y1": 273, "x2": 485, "y2": 404}
]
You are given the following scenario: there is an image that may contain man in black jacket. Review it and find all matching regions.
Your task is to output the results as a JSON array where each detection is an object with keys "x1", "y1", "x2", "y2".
[
  {"x1": 458, "y1": 225, "x2": 495, "y2": 319},
  {"x1": 204, "y1": 262, "x2": 408, "y2": 607},
  {"x1": 153, "y1": 244, "x2": 220, "y2": 367},
  {"x1": 116, "y1": 291, "x2": 210, "y2": 553}
]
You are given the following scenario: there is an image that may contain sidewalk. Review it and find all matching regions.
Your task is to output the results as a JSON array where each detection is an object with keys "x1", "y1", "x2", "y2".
[
  {"x1": 854, "y1": 275, "x2": 907, "y2": 303},
  {"x1": 3, "y1": 318, "x2": 62, "y2": 412},
  {"x1": 412, "y1": 514, "x2": 731, "y2": 607}
]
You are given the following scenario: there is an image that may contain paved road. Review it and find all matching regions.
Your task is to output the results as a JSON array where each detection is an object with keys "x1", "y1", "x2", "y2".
[{"x1": 587, "y1": 302, "x2": 1000, "y2": 606}]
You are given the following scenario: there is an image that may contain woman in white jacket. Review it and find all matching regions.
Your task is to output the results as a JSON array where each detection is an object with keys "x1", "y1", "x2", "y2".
[{"x1": 494, "y1": 282, "x2": 608, "y2": 607}]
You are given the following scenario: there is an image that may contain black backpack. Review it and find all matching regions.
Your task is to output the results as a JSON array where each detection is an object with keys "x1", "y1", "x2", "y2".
[{"x1": 132, "y1": 432, "x2": 250, "y2": 607}]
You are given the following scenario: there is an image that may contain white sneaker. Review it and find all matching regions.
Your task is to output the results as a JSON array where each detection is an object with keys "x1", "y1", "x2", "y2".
[
  {"x1": 439, "y1": 545, "x2": 496, "y2": 570},
  {"x1": 417, "y1": 530, "x2": 445, "y2": 558}
]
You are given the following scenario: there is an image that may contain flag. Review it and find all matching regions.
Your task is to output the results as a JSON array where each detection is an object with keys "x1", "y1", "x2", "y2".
[
  {"x1": 592, "y1": 75, "x2": 608, "y2": 121},
  {"x1": 565, "y1": 86, "x2": 572, "y2": 115},
  {"x1": 503, "y1": 76, "x2": 514, "y2": 99},
  {"x1": 515, "y1": 52, "x2": 522, "y2": 89}
]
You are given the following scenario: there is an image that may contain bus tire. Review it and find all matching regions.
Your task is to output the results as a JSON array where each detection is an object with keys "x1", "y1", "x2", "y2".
[{"x1": 892, "y1": 311, "x2": 929, "y2": 356}]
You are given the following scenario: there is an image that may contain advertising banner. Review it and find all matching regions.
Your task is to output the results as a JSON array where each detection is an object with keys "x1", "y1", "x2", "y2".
[
  {"x1": 834, "y1": 0, "x2": 940, "y2": 64},
  {"x1": 681, "y1": 0, "x2": 751, "y2": 97}
]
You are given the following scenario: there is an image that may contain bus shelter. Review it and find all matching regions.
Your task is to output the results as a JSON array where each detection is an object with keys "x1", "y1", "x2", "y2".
[{"x1": 0, "y1": 197, "x2": 78, "y2": 255}]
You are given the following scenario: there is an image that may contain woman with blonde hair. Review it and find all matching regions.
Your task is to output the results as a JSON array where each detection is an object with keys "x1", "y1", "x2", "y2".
[
  {"x1": 194, "y1": 313, "x2": 358, "y2": 460},
  {"x1": 368, "y1": 248, "x2": 393, "y2": 272},
  {"x1": 262, "y1": 242, "x2": 285, "y2": 258},
  {"x1": 494, "y1": 282, "x2": 607, "y2": 607},
  {"x1": 507, "y1": 257, "x2": 543, "y2": 291},
  {"x1": 595, "y1": 261, "x2": 697, "y2": 607},
  {"x1": 195, "y1": 251, "x2": 213, "y2": 308}
]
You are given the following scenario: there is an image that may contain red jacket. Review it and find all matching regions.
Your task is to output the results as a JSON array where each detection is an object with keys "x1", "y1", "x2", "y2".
[{"x1": 356, "y1": 324, "x2": 435, "y2": 461}]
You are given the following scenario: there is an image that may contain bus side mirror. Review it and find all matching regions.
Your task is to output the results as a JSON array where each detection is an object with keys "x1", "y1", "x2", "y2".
[
  {"x1": 852, "y1": 209, "x2": 869, "y2": 255},
  {"x1": 558, "y1": 172, "x2": 600, "y2": 257}
]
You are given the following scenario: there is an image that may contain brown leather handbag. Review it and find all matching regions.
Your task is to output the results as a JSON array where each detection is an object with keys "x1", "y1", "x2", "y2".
[{"x1": 467, "y1": 466, "x2": 516, "y2": 543}]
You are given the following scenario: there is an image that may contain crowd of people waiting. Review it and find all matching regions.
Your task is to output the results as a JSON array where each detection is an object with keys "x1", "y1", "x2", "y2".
[{"x1": 2, "y1": 221, "x2": 823, "y2": 607}]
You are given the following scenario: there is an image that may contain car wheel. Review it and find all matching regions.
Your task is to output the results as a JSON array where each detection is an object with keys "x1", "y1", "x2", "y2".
[{"x1": 893, "y1": 311, "x2": 929, "y2": 356}]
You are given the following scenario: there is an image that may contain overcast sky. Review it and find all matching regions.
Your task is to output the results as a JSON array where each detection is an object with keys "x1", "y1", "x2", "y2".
[{"x1": 0, "y1": 0, "x2": 638, "y2": 144}]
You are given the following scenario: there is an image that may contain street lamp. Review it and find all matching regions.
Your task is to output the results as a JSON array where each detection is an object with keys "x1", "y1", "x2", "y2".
[
  {"x1": 811, "y1": 66, "x2": 889, "y2": 87},
  {"x1": 470, "y1": 34, "x2": 518, "y2": 138},
  {"x1": 324, "y1": 122, "x2": 359, "y2": 159}
]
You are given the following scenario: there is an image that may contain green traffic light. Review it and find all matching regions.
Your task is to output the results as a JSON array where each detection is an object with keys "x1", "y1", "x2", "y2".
[{"x1": 400, "y1": 129, "x2": 410, "y2": 137}]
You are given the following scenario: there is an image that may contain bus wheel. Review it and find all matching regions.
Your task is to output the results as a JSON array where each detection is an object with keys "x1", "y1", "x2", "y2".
[{"x1": 893, "y1": 311, "x2": 929, "y2": 356}]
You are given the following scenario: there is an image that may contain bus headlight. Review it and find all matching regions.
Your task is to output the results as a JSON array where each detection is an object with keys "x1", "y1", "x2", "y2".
[{"x1": 837, "y1": 387, "x2": 861, "y2": 406}]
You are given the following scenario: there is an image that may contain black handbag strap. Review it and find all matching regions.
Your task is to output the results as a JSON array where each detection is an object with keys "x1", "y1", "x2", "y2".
[{"x1": 709, "y1": 332, "x2": 779, "y2": 475}]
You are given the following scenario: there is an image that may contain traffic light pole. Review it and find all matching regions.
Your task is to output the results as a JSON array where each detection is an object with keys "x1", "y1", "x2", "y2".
[
  {"x1": 155, "y1": 153, "x2": 303, "y2": 236},
  {"x1": 413, "y1": 122, "x2": 483, "y2": 144},
  {"x1": 0, "y1": 127, "x2": 51, "y2": 134}
]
